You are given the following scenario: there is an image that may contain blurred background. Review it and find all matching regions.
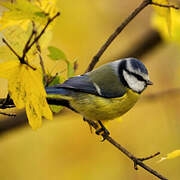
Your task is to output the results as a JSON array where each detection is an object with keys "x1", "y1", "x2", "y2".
[{"x1": 0, "y1": 0, "x2": 180, "y2": 179}]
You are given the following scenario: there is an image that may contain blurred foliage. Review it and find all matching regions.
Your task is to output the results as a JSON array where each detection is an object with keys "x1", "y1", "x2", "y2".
[
  {"x1": 152, "y1": 0, "x2": 172, "y2": 34},
  {"x1": 152, "y1": 8, "x2": 180, "y2": 48},
  {"x1": 160, "y1": 149, "x2": 180, "y2": 162}
]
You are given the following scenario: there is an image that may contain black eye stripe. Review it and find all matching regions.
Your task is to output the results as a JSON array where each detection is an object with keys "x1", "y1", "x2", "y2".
[{"x1": 125, "y1": 69, "x2": 146, "y2": 82}]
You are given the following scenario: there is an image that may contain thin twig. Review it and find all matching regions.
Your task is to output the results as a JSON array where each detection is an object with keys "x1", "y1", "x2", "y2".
[
  {"x1": 21, "y1": 12, "x2": 60, "y2": 68},
  {"x1": 33, "y1": 23, "x2": 47, "y2": 83},
  {"x1": 84, "y1": 119, "x2": 168, "y2": 180},
  {"x1": 2, "y1": 38, "x2": 36, "y2": 70},
  {"x1": 151, "y1": 2, "x2": 179, "y2": 9},
  {"x1": 25, "y1": 12, "x2": 60, "y2": 55},
  {"x1": 2, "y1": 38, "x2": 21, "y2": 60},
  {"x1": 22, "y1": 21, "x2": 36, "y2": 60},
  {"x1": 3, "y1": 13, "x2": 60, "y2": 70},
  {"x1": 45, "y1": 73, "x2": 59, "y2": 87},
  {"x1": 138, "y1": 152, "x2": 160, "y2": 162},
  {"x1": 134, "y1": 152, "x2": 160, "y2": 170},
  {"x1": 38, "y1": 51, "x2": 47, "y2": 80}
]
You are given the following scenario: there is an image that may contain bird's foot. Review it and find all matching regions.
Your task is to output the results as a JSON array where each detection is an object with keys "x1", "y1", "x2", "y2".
[{"x1": 95, "y1": 120, "x2": 110, "y2": 141}]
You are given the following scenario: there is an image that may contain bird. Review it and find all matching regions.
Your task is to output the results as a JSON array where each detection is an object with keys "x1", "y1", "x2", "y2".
[{"x1": 46, "y1": 58, "x2": 153, "y2": 138}]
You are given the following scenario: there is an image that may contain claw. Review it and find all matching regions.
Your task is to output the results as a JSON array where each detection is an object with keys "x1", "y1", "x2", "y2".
[{"x1": 95, "y1": 120, "x2": 110, "y2": 141}]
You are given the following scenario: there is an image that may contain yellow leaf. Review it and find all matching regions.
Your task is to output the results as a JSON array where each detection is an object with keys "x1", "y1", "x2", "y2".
[
  {"x1": 0, "y1": 60, "x2": 19, "y2": 79},
  {"x1": 0, "y1": 60, "x2": 53, "y2": 129},
  {"x1": 152, "y1": 0, "x2": 172, "y2": 35},
  {"x1": 0, "y1": 23, "x2": 52, "y2": 63},
  {"x1": 0, "y1": 0, "x2": 58, "y2": 62},
  {"x1": 159, "y1": 150, "x2": 180, "y2": 162},
  {"x1": 2, "y1": 24, "x2": 37, "y2": 59},
  {"x1": 0, "y1": 45, "x2": 19, "y2": 62},
  {"x1": 152, "y1": 8, "x2": 180, "y2": 47},
  {"x1": 35, "y1": 0, "x2": 58, "y2": 18},
  {"x1": 0, "y1": 0, "x2": 48, "y2": 31}
]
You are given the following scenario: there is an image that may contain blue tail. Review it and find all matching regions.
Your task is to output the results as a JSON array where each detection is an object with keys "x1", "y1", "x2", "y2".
[{"x1": 46, "y1": 86, "x2": 72, "y2": 96}]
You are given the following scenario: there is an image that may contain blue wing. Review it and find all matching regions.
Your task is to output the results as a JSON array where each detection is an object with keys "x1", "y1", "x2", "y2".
[
  {"x1": 46, "y1": 75, "x2": 100, "y2": 96},
  {"x1": 46, "y1": 75, "x2": 125, "y2": 98}
]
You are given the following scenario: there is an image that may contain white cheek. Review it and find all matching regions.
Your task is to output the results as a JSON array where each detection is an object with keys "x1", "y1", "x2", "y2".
[{"x1": 123, "y1": 70, "x2": 146, "y2": 92}]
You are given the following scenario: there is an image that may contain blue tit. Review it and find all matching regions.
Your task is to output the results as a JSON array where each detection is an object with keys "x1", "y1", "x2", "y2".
[{"x1": 46, "y1": 58, "x2": 152, "y2": 136}]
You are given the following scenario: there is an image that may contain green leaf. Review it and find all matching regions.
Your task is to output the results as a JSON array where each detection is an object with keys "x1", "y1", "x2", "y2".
[
  {"x1": 48, "y1": 46, "x2": 74, "y2": 78},
  {"x1": 66, "y1": 61, "x2": 74, "y2": 78},
  {"x1": 34, "y1": 11, "x2": 47, "y2": 18},
  {"x1": 48, "y1": 46, "x2": 67, "y2": 61}
]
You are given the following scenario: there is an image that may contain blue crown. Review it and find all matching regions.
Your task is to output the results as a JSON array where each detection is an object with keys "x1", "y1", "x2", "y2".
[{"x1": 128, "y1": 58, "x2": 148, "y2": 75}]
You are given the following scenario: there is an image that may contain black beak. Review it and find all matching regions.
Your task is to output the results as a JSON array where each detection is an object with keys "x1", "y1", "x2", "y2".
[{"x1": 146, "y1": 80, "x2": 153, "y2": 85}]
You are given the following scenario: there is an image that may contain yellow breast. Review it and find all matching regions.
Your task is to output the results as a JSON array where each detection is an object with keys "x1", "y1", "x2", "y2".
[{"x1": 69, "y1": 89, "x2": 140, "y2": 121}]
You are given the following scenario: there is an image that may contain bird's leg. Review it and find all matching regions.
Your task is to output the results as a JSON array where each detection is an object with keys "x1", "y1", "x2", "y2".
[
  {"x1": 96, "y1": 120, "x2": 110, "y2": 141},
  {"x1": 83, "y1": 117, "x2": 94, "y2": 133}
]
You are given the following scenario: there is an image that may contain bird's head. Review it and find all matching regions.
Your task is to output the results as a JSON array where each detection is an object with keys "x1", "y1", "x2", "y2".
[{"x1": 116, "y1": 58, "x2": 153, "y2": 93}]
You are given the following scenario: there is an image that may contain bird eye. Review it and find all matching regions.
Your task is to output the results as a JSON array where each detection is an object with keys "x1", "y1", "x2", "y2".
[
  {"x1": 133, "y1": 73, "x2": 145, "y2": 81},
  {"x1": 125, "y1": 69, "x2": 145, "y2": 82}
]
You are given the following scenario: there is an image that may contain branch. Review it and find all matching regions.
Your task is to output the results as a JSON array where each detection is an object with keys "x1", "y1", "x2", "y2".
[
  {"x1": 25, "y1": 12, "x2": 60, "y2": 55},
  {"x1": 85, "y1": 0, "x2": 179, "y2": 73},
  {"x1": 84, "y1": 119, "x2": 167, "y2": 180},
  {"x1": 0, "y1": 95, "x2": 168, "y2": 179},
  {"x1": 85, "y1": 0, "x2": 151, "y2": 72}
]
